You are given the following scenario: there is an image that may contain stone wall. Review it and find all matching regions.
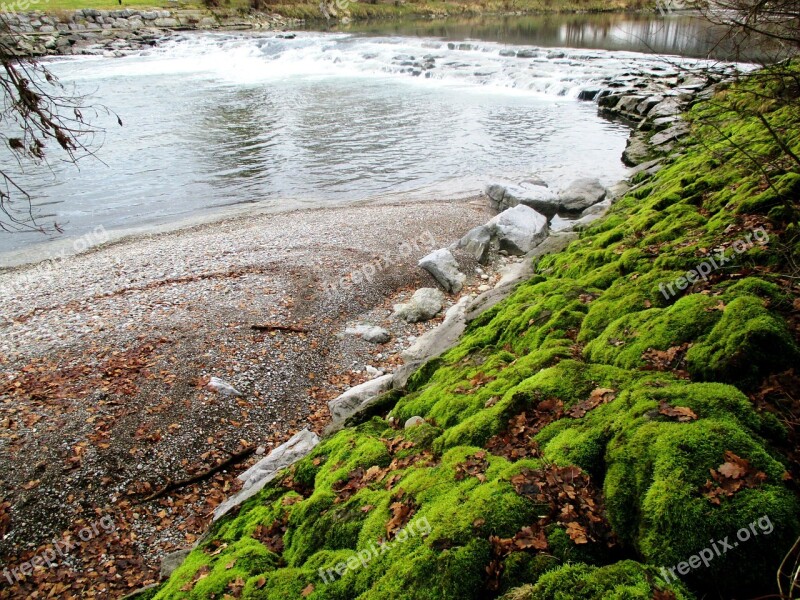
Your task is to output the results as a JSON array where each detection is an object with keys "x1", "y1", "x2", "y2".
[{"x1": 0, "y1": 8, "x2": 300, "y2": 56}]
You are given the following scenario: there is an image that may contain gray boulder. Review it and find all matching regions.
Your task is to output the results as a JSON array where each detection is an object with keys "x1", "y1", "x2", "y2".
[
  {"x1": 213, "y1": 428, "x2": 320, "y2": 520},
  {"x1": 327, "y1": 374, "x2": 394, "y2": 427},
  {"x1": 458, "y1": 225, "x2": 493, "y2": 263},
  {"x1": 558, "y1": 178, "x2": 607, "y2": 213},
  {"x1": 393, "y1": 287, "x2": 444, "y2": 322},
  {"x1": 344, "y1": 324, "x2": 391, "y2": 344},
  {"x1": 418, "y1": 248, "x2": 465, "y2": 293},
  {"x1": 487, "y1": 205, "x2": 548, "y2": 255},
  {"x1": 650, "y1": 123, "x2": 689, "y2": 146},
  {"x1": 649, "y1": 97, "x2": 683, "y2": 118}
]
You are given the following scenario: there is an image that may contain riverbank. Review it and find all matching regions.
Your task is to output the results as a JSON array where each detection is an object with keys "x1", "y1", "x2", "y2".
[
  {"x1": 0, "y1": 196, "x2": 506, "y2": 599},
  {"x1": 145, "y1": 65, "x2": 800, "y2": 600},
  {"x1": 0, "y1": 0, "x2": 657, "y2": 57}
]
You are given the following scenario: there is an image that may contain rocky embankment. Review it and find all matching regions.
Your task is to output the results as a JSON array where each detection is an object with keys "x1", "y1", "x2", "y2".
[
  {"x1": 147, "y1": 60, "x2": 800, "y2": 600},
  {"x1": 0, "y1": 8, "x2": 301, "y2": 56}
]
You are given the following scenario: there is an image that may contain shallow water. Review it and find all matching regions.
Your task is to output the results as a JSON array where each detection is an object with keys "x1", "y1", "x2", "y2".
[{"x1": 0, "y1": 14, "x2": 740, "y2": 257}]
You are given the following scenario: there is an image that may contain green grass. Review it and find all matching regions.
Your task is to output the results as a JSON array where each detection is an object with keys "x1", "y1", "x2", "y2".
[{"x1": 33, "y1": 0, "x2": 647, "y2": 20}]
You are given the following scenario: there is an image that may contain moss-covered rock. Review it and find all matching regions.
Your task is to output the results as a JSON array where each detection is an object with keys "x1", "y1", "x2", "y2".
[{"x1": 154, "y1": 65, "x2": 800, "y2": 600}]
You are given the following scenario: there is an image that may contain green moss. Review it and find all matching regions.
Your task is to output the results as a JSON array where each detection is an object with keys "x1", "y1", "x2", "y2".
[
  {"x1": 520, "y1": 560, "x2": 695, "y2": 600},
  {"x1": 156, "y1": 66, "x2": 800, "y2": 600},
  {"x1": 686, "y1": 295, "x2": 800, "y2": 386}
]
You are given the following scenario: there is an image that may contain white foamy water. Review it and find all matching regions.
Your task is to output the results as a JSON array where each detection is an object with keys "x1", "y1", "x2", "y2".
[{"x1": 0, "y1": 28, "x2": 733, "y2": 257}]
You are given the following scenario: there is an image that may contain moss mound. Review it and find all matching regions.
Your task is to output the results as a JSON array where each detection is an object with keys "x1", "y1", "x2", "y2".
[{"x1": 154, "y1": 66, "x2": 800, "y2": 599}]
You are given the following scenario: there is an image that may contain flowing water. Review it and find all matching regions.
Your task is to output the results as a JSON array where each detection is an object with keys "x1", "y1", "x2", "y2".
[{"x1": 0, "y1": 14, "x2": 740, "y2": 258}]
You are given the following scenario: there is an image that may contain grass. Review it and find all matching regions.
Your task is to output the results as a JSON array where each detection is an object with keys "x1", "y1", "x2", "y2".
[{"x1": 27, "y1": 0, "x2": 648, "y2": 20}]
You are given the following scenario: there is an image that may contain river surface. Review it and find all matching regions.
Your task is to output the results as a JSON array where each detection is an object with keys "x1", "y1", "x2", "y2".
[{"x1": 0, "y1": 13, "x2": 742, "y2": 259}]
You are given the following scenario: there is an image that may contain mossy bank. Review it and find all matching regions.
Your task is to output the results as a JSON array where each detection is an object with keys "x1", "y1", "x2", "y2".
[{"x1": 148, "y1": 65, "x2": 800, "y2": 599}]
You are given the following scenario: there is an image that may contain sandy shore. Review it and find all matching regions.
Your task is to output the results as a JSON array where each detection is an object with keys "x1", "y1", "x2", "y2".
[{"x1": 0, "y1": 195, "x2": 505, "y2": 598}]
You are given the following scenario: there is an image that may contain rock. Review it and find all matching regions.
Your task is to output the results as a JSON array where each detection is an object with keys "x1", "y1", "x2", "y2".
[
  {"x1": 402, "y1": 296, "x2": 470, "y2": 363},
  {"x1": 161, "y1": 548, "x2": 191, "y2": 579},
  {"x1": 393, "y1": 288, "x2": 444, "y2": 323},
  {"x1": 516, "y1": 49, "x2": 536, "y2": 58},
  {"x1": 365, "y1": 365, "x2": 383, "y2": 378},
  {"x1": 458, "y1": 225, "x2": 493, "y2": 263},
  {"x1": 607, "y1": 180, "x2": 631, "y2": 201},
  {"x1": 327, "y1": 374, "x2": 394, "y2": 427},
  {"x1": 650, "y1": 123, "x2": 690, "y2": 146},
  {"x1": 622, "y1": 131, "x2": 651, "y2": 167},
  {"x1": 418, "y1": 248, "x2": 465, "y2": 293},
  {"x1": 464, "y1": 232, "x2": 579, "y2": 322},
  {"x1": 578, "y1": 89, "x2": 600, "y2": 101},
  {"x1": 557, "y1": 178, "x2": 607, "y2": 213},
  {"x1": 649, "y1": 97, "x2": 683, "y2": 118},
  {"x1": 198, "y1": 17, "x2": 217, "y2": 28},
  {"x1": 504, "y1": 184, "x2": 559, "y2": 217},
  {"x1": 213, "y1": 429, "x2": 320, "y2": 520},
  {"x1": 404, "y1": 416, "x2": 425, "y2": 428},
  {"x1": 549, "y1": 214, "x2": 574, "y2": 232},
  {"x1": 486, "y1": 205, "x2": 548, "y2": 255},
  {"x1": 344, "y1": 324, "x2": 391, "y2": 344},
  {"x1": 206, "y1": 376, "x2": 242, "y2": 397},
  {"x1": 153, "y1": 17, "x2": 179, "y2": 27}
]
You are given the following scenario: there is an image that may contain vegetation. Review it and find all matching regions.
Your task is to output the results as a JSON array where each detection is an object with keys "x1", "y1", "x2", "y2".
[{"x1": 149, "y1": 65, "x2": 800, "y2": 599}]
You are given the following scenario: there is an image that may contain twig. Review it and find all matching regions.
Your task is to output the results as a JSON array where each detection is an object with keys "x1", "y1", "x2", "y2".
[
  {"x1": 251, "y1": 324, "x2": 310, "y2": 333},
  {"x1": 139, "y1": 446, "x2": 256, "y2": 503}
]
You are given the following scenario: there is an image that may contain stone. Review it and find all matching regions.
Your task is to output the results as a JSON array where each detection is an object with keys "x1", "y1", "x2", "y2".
[
  {"x1": 206, "y1": 376, "x2": 242, "y2": 397},
  {"x1": 404, "y1": 416, "x2": 425, "y2": 429},
  {"x1": 457, "y1": 225, "x2": 493, "y2": 263},
  {"x1": 154, "y1": 17, "x2": 179, "y2": 27},
  {"x1": 393, "y1": 287, "x2": 444, "y2": 323},
  {"x1": 365, "y1": 365, "x2": 383, "y2": 378},
  {"x1": 213, "y1": 429, "x2": 320, "y2": 520},
  {"x1": 327, "y1": 374, "x2": 394, "y2": 426},
  {"x1": 622, "y1": 131, "x2": 651, "y2": 167},
  {"x1": 503, "y1": 184, "x2": 559, "y2": 218},
  {"x1": 402, "y1": 296, "x2": 470, "y2": 363},
  {"x1": 549, "y1": 214, "x2": 574, "y2": 232},
  {"x1": 344, "y1": 324, "x2": 391, "y2": 344},
  {"x1": 649, "y1": 97, "x2": 683, "y2": 118},
  {"x1": 650, "y1": 123, "x2": 689, "y2": 146},
  {"x1": 558, "y1": 178, "x2": 607, "y2": 213},
  {"x1": 161, "y1": 548, "x2": 191, "y2": 578},
  {"x1": 487, "y1": 205, "x2": 548, "y2": 255},
  {"x1": 418, "y1": 248, "x2": 465, "y2": 293}
]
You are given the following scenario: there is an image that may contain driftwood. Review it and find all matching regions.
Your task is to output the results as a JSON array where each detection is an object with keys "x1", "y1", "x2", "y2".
[
  {"x1": 139, "y1": 446, "x2": 256, "y2": 503},
  {"x1": 250, "y1": 324, "x2": 309, "y2": 333}
]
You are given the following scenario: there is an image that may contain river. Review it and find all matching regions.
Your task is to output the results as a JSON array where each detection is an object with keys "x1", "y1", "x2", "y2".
[{"x1": 0, "y1": 13, "x2": 743, "y2": 259}]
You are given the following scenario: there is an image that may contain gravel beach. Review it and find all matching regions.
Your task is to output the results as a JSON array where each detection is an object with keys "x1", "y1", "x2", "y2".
[{"x1": 0, "y1": 196, "x2": 497, "y2": 598}]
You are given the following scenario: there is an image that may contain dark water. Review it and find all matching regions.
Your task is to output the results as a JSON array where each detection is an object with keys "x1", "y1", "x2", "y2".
[{"x1": 323, "y1": 12, "x2": 766, "y2": 61}]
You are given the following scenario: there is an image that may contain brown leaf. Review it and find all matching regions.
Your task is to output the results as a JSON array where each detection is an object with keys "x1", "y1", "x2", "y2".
[
  {"x1": 658, "y1": 401, "x2": 698, "y2": 422},
  {"x1": 302, "y1": 584, "x2": 314, "y2": 597},
  {"x1": 565, "y1": 522, "x2": 589, "y2": 544}
]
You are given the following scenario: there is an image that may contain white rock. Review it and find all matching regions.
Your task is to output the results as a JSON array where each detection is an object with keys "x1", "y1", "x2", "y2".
[
  {"x1": 393, "y1": 288, "x2": 445, "y2": 323},
  {"x1": 207, "y1": 376, "x2": 242, "y2": 397},
  {"x1": 418, "y1": 248, "x2": 466, "y2": 293},
  {"x1": 327, "y1": 374, "x2": 394, "y2": 427},
  {"x1": 365, "y1": 365, "x2": 383, "y2": 378},
  {"x1": 344, "y1": 324, "x2": 391, "y2": 344},
  {"x1": 486, "y1": 205, "x2": 548, "y2": 255},
  {"x1": 405, "y1": 416, "x2": 425, "y2": 428},
  {"x1": 558, "y1": 178, "x2": 607, "y2": 213},
  {"x1": 213, "y1": 429, "x2": 320, "y2": 520},
  {"x1": 402, "y1": 296, "x2": 471, "y2": 363}
]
